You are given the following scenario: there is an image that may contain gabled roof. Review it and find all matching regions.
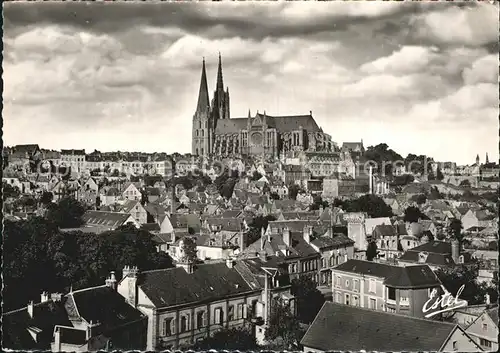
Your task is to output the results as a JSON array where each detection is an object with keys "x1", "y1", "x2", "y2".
[
  {"x1": 3, "y1": 300, "x2": 72, "y2": 350},
  {"x1": 334, "y1": 259, "x2": 441, "y2": 289},
  {"x1": 82, "y1": 211, "x2": 132, "y2": 228},
  {"x1": 300, "y1": 302, "x2": 471, "y2": 352},
  {"x1": 67, "y1": 285, "x2": 145, "y2": 328},
  {"x1": 311, "y1": 234, "x2": 354, "y2": 249},
  {"x1": 138, "y1": 262, "x2": 254, "y2": 308}
]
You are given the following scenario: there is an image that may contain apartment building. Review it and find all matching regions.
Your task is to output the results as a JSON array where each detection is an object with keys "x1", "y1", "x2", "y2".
[{"x1": 331, "y1": 259, "x2": 442, "y2": 318}]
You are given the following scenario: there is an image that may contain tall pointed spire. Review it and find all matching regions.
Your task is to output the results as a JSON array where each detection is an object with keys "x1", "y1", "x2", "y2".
[
  {"x1": 216, "y1": 52, "x2": 224, "y2": 93},
  {"x1": 196, "y1": 58, "x2": 210, "y2": 113},
  {"x1": 485, "y1": 152, "x2": 489, "y2": 164}
]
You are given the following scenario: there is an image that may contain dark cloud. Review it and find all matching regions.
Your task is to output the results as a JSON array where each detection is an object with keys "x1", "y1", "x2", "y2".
[{"x1": 3, "y1": 1, "x2": 443, "y2": 41}]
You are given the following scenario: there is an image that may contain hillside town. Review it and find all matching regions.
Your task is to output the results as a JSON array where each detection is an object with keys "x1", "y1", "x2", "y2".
[{"x1": 3, "y1": 55, "x2": 499, "y2": 353}]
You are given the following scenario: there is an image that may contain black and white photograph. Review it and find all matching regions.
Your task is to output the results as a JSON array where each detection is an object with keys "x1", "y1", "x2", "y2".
[{"x1": 2, "y1": 1, "x2": 499, "y2": 352}]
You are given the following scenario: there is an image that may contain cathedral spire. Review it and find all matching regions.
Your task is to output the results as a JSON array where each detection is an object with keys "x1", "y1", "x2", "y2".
[
  {"x1": 216, "y1": 52, "x2": 224, "y2": 93},
  {"x1": 196, "y1": 58, "x2": 210, "y2": 113},
  {"x1": 485, "y1": 152, "x2": 489, "y2": 164}
]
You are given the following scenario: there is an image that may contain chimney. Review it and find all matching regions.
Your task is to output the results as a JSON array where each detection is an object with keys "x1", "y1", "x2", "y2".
[
  {"x1": 451, "y1": 239, "x2": 459, "y2": 264},
  {"x1": 53, "y1": 327, "x2": 62, "y2": 352},
  {"x1": 86, "y1": 320, "x2": 100, "y2": 341},
  {"x1": 239, "y1": 225, "x2": 246, "y2": 252},
  {"x1": 121, "y1": 266, "x2": 138, "y2": 308},
  {"x1": 303, "y1": 225, "x2": 312, "y2": 244},
  {"x1": 369, "y1": 165, "x2": 373, "y2": 194},
  {"x1": 259, "y1": 250, "x2": 267, "y2": 262},
  {"x1": 260, "y1": 227, "x2": 266, "y2": 251},
  {"x1": 105, "y1": 271, "x2": 117, "y2": 290},
  {"x1": 27, "y1": 301, "x2": 34, "y2": 318},
  {"x1": 485, "y1": 293, "x2": 491, "y2": 305},
  {"x1": 41, "y1": 291, "x2": 50, "y2": 303},
  {"x1": 226, "y1": 257, "x2": 234, "y2": 269},
  {"x1": 283, "y1": 227, "x2": 291, "y2": 247}
]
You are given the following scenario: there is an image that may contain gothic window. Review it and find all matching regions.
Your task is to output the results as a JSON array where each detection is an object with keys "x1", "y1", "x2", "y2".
[
  {"x1": 201, "y1": 148, "x2": 204, "y2": 155},
  {"x1": 199, "y1": 121, "x2": 201, "y2": 129},
  {"x1": 205, "y1": 121, "x2": 208, "y2": 128},
  {"x1": 196, "y1": 130, "x2": 199, "y2": 137},
  {"x1": 202, "y1": 130, "x2": 204, "y2": 137}
]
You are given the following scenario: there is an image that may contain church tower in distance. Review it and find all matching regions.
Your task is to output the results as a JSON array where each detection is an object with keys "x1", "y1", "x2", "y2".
[
  {"x1": 192, "y1": 58, "x2": 211, "y2": 156},
  {"x1": 211, "y1": 53, "x2": 230, "y2": 127}
]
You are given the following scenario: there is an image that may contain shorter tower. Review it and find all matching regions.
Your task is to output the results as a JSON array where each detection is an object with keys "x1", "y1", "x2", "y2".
[
  {"x1": 485, "y1": 152, "x2": 489, "y2": 164},
  {"x1": 475, "y1": 154, "x2": 480, "y2": 166}
]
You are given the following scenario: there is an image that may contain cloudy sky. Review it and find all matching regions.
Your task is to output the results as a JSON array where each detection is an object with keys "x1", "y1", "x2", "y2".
[{"x1": 3, "y1": 1, "x2": 498, "y2": 165}]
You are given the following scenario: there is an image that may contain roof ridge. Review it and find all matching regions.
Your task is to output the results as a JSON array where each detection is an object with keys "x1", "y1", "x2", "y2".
[
  {"x1": 70, "y1": 284, "x2": 107, "y2": 294},
  {"x1": 328, "y1": 302, "x2": 457, "y2": 326}
]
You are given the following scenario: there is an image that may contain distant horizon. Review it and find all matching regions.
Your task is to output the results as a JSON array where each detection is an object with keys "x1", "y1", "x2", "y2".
[
  {"x1": 4, "y1": 141, "x2": 495, "y2": 167},
  {"x1": 3, "y1": 2, "x2": 498, "y2": 165}
]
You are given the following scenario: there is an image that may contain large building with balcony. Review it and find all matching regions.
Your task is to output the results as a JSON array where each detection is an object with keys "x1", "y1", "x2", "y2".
[{"x1": 331, "y1": 259, "x2": 443, "y2": 318}]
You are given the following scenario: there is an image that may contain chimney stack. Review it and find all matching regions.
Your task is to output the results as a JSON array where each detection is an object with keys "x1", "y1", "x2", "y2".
[
  {"x1": 40, "y1": 291, "x2": 50, "y2": 303},
  {"x1": 260, "y1": 227, "x2": 266, "y2": 251},
  {"x1": 283, "y1": 227, "x2": 291, "y2": 247},
  {"x1": 105, "y1": 271, "x2": 117, "y2": 290},
  {"x1": 451, "y1": 239, "x2": 459, "y2": 264},
  {"x1": 27, "y1": 301, "x2": 34, "y2": 318},
  {"x1": 303, "y1": 225, "x2": 312, "y2": 244},
  {"x1": 226, "y1": 257, "x2": 234, "y2": 269},
  {"x1": 54, "y1": 327, "x2": 61, "y2": 352},
  {"x1": 239, "y1": 223, "x2": 246, "y2": 253}
]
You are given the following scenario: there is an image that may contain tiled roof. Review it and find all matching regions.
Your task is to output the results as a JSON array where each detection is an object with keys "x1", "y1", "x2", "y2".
[
  {"x1": 68, "y1": 285, "x2": 145, "y2": 329},
  {"x1": 221, "y1": 210, "x2": 243, "y2": 218},
  {"x1": 82, "y1": 211, "x2": 132, "y2": 228},
  {"x1": 215, "y1": 113, "x2": 322, "y2": 135},
  {"x1": 300, "y1": 302, "x2": 464, "y2": 352},
  {"x1": 141, "y1": 223, "x2": 161, "y2": 232},
  {"x1": 204, "y1": 217, "x2": 243, "y2": 232},
  {"x1": 61, "y1": 149, "x2": 85, "y2": 155},
  {"x1": 3, "y1": 300, "x2": 72, "y2": 350},
  {"x1": 372, "y1": 224, "x2": 397, "y2": 238},
  {"x1": 334, "y1": 259, "x2": 441, "y2": 289},
  {"x1": 311, "y1": 234, "x2": 354, "y2": 249},
  {"x1": 138, "y1": 262, "x2": 255, "y2": 308}
]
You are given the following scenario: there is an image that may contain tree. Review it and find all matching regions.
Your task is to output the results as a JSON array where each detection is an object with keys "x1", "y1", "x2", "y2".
[
  {"x1": 3, "y1": 218, "x2": 174, "y2": 312},
  {"x1": 403, "y1": 206, "x2": 427, "y2": 223},
  {"x1": 447, "y1": 218, "x2": 464, "y2": 245},
  {"x1": 191, "y1": 327, "x2": 258, "y2": 350},
  {"x1": 410, "y1": 193, "x2": 427, "y2": 205},
  {"x1": 290, "y1": 277, "x2": 325, "y2": 323},
  {"x1": 309, "y1": 195, "x2": 329, "y2": 211},
  {"x1": 251, "y1": 171, "x2": 263, "y2": 181},
  {"x1": 366, "y1": 241, "x2": 378, "y2": 261},
  {"x1": 40, "y1": 191, "x2": 54, "y2": 206},
  {"x1": 341, "y1": 195, "x2": 393, "y2": 218},
  {"x1": 364, "y1": 143, "x2": 403, "y2": 175},
  {"x1": 288, "y1": 184, "x2": 301, "y2": 200},
  {"x1": 179, "y1": 236, "x2": 198, "y2": 263},
  {"x1": 428, "y1": 186, "x2": 443, "y2": 200},
  {"x1": 246, "y1": 215, "x2": 277, "y2": 246},
  {"x1": 270, "y1": 192, "x2": 280, "y2": 200},
  {"x1": 265, "y1": 297, "x2": 302, "y2": 349},
  {"x1": 435, "y1": 265, "x2": 495, "y2": 305},
  {"x1": 46, "y1": 197, "x2": 86, "y2": 229},
  {"x1": 436, "y1": 167, "x2": 444, "y2": 181},
  {"x1": 459, "y1": 179, "x2": 471, "y2": 188},
  {"x1": 2, "y1": 181, "x2": 20, "y2": 200}
]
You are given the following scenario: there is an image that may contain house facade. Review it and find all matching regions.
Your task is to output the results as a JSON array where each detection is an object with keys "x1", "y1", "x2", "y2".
[{"x1": 332, "y1": 259, "x2": 443, "y2": 318}]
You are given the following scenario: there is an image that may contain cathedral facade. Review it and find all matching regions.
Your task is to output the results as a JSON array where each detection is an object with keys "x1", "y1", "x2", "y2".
[{"x1": 192, "y1": 55, "x2": 334, "y2": 158}]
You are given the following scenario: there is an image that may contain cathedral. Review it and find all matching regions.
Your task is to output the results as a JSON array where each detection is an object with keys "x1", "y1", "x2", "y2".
[{"x1": 192, "y1": 54, "x2": 334, "y2": 158}]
